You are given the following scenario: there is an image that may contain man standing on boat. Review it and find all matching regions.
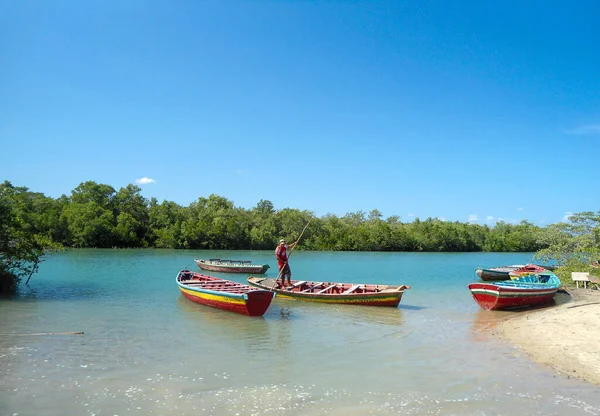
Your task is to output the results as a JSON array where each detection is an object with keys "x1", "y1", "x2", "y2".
[{"x1": 275, "y1": 239, "x2": 298, "y2": 289}]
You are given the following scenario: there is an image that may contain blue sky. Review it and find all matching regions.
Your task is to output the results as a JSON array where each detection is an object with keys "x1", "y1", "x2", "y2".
[{"x1": 1, "y1": 1, "x2": 599, "y2": 226}]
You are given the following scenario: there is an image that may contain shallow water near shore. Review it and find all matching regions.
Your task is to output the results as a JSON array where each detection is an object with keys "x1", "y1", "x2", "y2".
[{"x1": 1, "y1": 249, "x2": 599, "y2": 415}]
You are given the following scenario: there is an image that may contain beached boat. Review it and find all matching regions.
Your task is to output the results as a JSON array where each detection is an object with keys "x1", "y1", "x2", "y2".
[
  {"x1": 247, "y1": 277, "x2": 410, "y2": 307},
  {"x1": 468, "y1": 272, "x2": 561, "y2": 311},
  {"x1": 475, "y1": 265, "x2": 525, "y2": 281},
  {"x1": 508, "y1": 264, "x2": 547, "y2": 279},
  {"x1": 194, "y1": 258, "x2": 270, "y2": 274},
  {"x1": 176, "y1": 270, "x2": 274, "y2": 316}
]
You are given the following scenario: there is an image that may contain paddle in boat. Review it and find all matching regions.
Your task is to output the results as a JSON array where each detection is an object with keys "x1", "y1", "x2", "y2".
[
  {"x1": 177, "y1": 270, "x2": 274, "y2": 316},
  {"x1": 194, "y1": 258, "x2": 270, "y2": 274},
  {"x1": 247, "y1": 277, "x2": 410, "y2": 307},
  {"x1": 475, "y1": 265, "x2": 525, "y2": 281},
  {"x1": 468, "y1": 271, "x2": 561, "y2": 311}
]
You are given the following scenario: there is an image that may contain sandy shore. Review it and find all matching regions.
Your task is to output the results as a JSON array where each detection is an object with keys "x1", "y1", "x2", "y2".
[{"x1": 495, "y1": 288, "x2": 600, "y2": 386}]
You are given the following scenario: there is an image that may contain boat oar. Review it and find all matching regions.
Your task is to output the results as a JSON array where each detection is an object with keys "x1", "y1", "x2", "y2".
[{"x1": 275, "y1": 216, "x2": 313, "y2": 286}]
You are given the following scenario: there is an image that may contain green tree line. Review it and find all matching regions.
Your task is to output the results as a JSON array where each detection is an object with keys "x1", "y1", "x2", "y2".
[{"x1": 2, "y1": 180, "x2": 547, "y2": 252}]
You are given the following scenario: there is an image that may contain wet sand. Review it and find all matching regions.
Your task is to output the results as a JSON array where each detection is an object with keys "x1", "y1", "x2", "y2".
[{"x1": 497, "y1": 288, "x2": 600, "y2": 386}]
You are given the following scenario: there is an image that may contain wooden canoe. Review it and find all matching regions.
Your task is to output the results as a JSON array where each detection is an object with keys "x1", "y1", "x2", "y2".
[
  {"x1": 194, "y1": 258, "x2": 270, "y2": 274},
  {"x1": 475, "y1": 265, "x2": 524, "y2": 281},
  {"x1": 177, "y1": 270, "x2": 274, "y2": 316},
  {"x1": 247, "y1": 277, "x2": 410, "y2": 307},
  {"x1": 468, "y1": 272, "x2": 561, "y2": 311}
]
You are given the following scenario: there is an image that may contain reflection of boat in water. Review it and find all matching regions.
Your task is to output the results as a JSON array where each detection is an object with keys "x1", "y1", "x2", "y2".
[
  {"x1": 176, "y1": 296, "x2": 275, "y2": 360},
  {"x1": 471, "y1": 310, "x2": 513, "y2": 341}
]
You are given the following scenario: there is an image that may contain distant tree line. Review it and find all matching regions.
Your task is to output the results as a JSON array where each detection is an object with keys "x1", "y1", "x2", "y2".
[
  {"x1": 2, "y1": 180, "x2": 548, "y2": 252},
  {"x1": 2, "y1": 179, "x2": 598, "y2": 292}
]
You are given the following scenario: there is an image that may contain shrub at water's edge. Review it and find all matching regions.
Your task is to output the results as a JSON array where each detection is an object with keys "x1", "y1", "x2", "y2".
[
  {"x1": 0, "y1": 181, "x2": 62, "y2": 293},
  {"x1": 534, "y1": 211, "x2": 600, "y2": 286}
]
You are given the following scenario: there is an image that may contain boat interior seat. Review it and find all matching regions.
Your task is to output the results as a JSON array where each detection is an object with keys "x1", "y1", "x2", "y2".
[
  {"x1": 301, "y1": 282, "x2": 324, "y2": 292},
  {"x1": 343, "y1": 285, "x2": 363, "y2": 294},
  {"x1": 317, "y1": 284, "x2": 336, "y2": 294},
  {"x1": 291, "y1": 281, "x2": 307, "y2": 288}
]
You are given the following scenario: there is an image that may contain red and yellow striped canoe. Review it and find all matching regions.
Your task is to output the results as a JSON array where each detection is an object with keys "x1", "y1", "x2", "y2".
[{"x1": 177, "y1": 270, "x2": 274, "y2": 316}]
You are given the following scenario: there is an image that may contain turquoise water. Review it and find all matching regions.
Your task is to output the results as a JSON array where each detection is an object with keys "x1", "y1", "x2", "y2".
[{"x1": 1, "y1": 249, "x2": 599, "y2": 415}]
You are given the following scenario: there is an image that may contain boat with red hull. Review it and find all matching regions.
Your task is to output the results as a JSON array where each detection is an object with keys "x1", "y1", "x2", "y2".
[
  {"x1": 195, "y1": 258, "x2": 270, "y2": 274},
  {"x1": 177, "y1": 270, "x2": 274, "y2": 316},
  {"x1": 247, "y1": 277, "x2": 410, "y2": 307},
  {"x1": 468, "y1": 272, "x2": 561, "y2": 311}
]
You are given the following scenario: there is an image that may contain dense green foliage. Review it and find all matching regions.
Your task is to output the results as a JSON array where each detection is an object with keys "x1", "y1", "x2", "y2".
[
  {"x1": 0, "y1": 181, "x2": 62, "y2": 292},
  {"x1": 534, "y1": 211, "x2": 600, "y2": 285},
  {"x1": 1, "y1": 180, "x2": 549, "y2": 252},
  {"x1": 2, "y1": 179, "x2": 597, "y2": 292}
]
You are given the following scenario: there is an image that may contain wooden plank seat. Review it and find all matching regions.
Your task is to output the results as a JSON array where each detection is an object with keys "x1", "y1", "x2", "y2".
[
  {"x1": 199, "y1": 286, "x2": 250, "y2": 292},
  {"x1": 195, "y1": 282, "x2": 234, "y2": 286},
  {"x1": 343, "y1": 285, "x2": 363, "y2": 294},
  {"x1": 317, "y1": 284, "x2": 337, "y2": 294},
  {"x1": 291, "y1": 281, "x2": 307, "y2": 288},
  {"x1": 198, "y1": 285, "x2": 246, "y2": 290},
  {"x1": 199, "y1": 283, "x2": 244, "y2": 288},
  {"x1": 301, "y1": 282, "x2": 324, "y2": 292}
]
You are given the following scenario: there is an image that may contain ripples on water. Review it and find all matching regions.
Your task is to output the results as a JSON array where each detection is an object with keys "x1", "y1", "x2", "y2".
[{"x1": 1, "y1": 250, "x2": 600, "y2": 415}]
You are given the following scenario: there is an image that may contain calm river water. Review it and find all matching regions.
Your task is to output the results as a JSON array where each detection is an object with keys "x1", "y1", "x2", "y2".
[{"x1": 1, "y1": 249, "x2": 599, "y2": 416}]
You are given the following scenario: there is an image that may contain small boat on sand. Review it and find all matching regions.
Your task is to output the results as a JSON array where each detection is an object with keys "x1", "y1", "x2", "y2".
[
  {"x1": 194, "y1": 258, "x2": 270, "y2": 274},
  {"x1": 247, "y1": 277, "x2": 410, "y2": 307},
  {"x1": 475, "y1": 265, "x2": 525, "y2": 281},
  {"x1": 177, "y1": 270, "x2": 274, "y2": 316},
  {"x1": 468, "y1": 272, "x2": 561, "y2": 311}
]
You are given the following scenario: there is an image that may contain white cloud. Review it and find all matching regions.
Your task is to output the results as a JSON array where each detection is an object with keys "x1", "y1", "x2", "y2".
[
  {"x1": 565, "y1": 124, "x2": 600, "y2": 135},
  {"x1": 518, "y1": 207, "x2": 524, "y2": 212},
  {"x1": 563, "y1": 212, "x2": 574, "y2": 222},
  {"x1": 135, "y1": 177, "x2": 156, "y2": 185},
  {"x1": 486, "y1": 216, "x2": 495, "y2": 221},
  {"x1": 407, "y1": 213, "x2": 415, "y2": 217},
  {"x1": 468, "y1": 214, "x2": 478, "y2": 223}
]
